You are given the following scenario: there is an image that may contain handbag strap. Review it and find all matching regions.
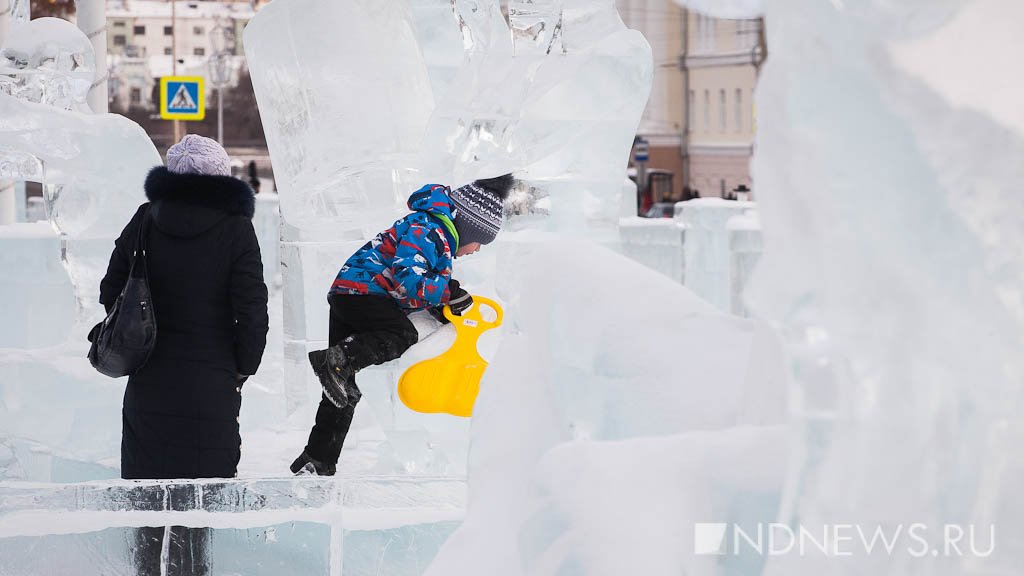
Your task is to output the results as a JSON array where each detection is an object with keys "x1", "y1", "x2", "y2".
[{"x1": 129, "y1": 204, "x2": 154, "y2": 276}]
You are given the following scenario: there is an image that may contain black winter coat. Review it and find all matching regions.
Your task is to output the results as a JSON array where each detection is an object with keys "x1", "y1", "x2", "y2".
[{"x1": 100, "y1": 167, "x2": 270, "y2": 480}]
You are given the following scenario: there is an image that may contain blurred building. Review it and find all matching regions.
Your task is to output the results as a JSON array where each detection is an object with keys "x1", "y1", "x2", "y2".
[
  {"x1": 620, "y1": 2, "x2": 764, "y2": 202},
  {"x1": 619, "y1": 0, "x2": 687, "y2": 202},
  {"x1": 105, "y1": 0, "x2": 263, "y2": 110},
  {"x1": 682, "y1": 11, "x2": 762, "y2": 199}
]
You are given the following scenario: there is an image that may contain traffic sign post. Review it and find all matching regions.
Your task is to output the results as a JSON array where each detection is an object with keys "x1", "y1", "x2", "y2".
[
  {"x1": 634, "y1": 137, "x2": 650, "y2": 203},
  {"x1": 160, "y1": 76, "x2": 206, "y2": 121}
]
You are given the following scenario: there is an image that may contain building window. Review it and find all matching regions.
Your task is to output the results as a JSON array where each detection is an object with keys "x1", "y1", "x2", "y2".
[
  {"x1": 194, "y1": 47, "x2": 206, "y2": 56},
  {"x1": 688, "y1": 90, "x2": 695, "y2": 132},
  {"x1": 164, "y1": 26, "x2": 173, "y2": 36},
  {"x1": 114, "y1": 35, "x2": 127, "y2": 46},
  {"x1": 114, "y1": 21, "x2": 126, "y2": 27},
  {"x1": 134, "y1": 25, "x2": 145, "y2": 35},
  {"x1": 194, "y1": 26, "x2": 205, "y2": 36},
  {"x1": 703, "y1": 90, "x2": 710, "y2": 132},
  {"x1": 164, "y1": 47, "x2": 173, "y2": 55},
  {"x1": 752, "y1": 88, "x2": 757, "y2": 132},
  {"x1": 735, "y1": 89, "x2": 743, "y2": 133},
  {"x1": 737, "y1": 20, "x2": 758, "y2": 51},
  {"x1": 696, "y1": 14, "x2": 716, "y2": 53},
  {"x1": 719, "y1": 89, "x2": 727, "y2": 133},
  {"x1": 130, "y1": 88, "x2": 142, "y2": 105}
]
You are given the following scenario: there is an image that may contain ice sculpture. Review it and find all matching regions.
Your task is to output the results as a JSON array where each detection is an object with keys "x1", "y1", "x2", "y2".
[
  {"x1": 244, "y1": 0, "x2": 438, "y2": 433},
  {"x1": 244, "y1": 0, "x2": 653, "y2": 474},
  {"x1": 425, "y1": 237, "x2": 788, "y2": 576},
  {"x1": 0, "y1": 16, "x2": 160, "y2": 253},
  {"x1": 0, "y1": 222, "x2": 76, "y2": 349},
  {"x1": 419, "y1": 0, "x2": 653, "y2": 237},
  {"x1": 9, "y1": 0, "x2": 29, "y2": 24},
  {"x1": 0, "y1": 15, "x2": 161, "y2": 475},
  {"x1": 0, "y1": 89, "x2": 160, "y2": 240},
  {"x1": 244, "y1": 0, "x2": 434, "y2": 239},
  {"x1": 0, "y1": 17, "x2": 94, "y2": 112},
  {"x1": 676, "y1": 0, "x2": 1019, "y2": 573},
  {"x1": 678, "y1": 198, "x2": 755, "y2": 313},
  {"x1": 521, "y1": 427, "x2": 787, "y2": 576},
  {"x1": 406, "y1": 0, "x2": 465, "y2": 104}
]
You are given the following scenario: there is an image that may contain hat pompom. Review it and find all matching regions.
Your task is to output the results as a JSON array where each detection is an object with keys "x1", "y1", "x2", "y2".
[{"x1": 471, "y1": 173, "x2": 514, "y2": 201}]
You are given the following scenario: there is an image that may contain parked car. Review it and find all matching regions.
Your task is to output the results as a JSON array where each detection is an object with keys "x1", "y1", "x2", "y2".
[{"x1": 643, "y1": 202, "x2": 676, "y2": 219}]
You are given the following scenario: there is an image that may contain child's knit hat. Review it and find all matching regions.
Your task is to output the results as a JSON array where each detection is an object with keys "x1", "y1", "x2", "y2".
[
  {"x1": 450, "y1": 174, "x2": 514, "y2": 246},
  {"x1": 166, "y1": 134, "x2": 232, "y2": 177}
]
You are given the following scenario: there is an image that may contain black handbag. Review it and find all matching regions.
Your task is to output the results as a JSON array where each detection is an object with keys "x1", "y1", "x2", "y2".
[{"x1": 88, "y1": 207, "x2": 158, "y2": 378}]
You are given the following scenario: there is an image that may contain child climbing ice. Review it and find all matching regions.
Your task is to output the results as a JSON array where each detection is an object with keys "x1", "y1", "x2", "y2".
[{"x1": 291, "y1": 174, "x2": 514, "y2": 475}]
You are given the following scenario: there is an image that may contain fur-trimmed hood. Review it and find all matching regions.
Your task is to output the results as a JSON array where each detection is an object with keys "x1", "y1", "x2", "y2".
[
  {"x1": 145, "y1": 166, "x2": 255, "y2": 218},
  {"x1": 144, "y1": 166, "x2": 256, "y2": 238}
]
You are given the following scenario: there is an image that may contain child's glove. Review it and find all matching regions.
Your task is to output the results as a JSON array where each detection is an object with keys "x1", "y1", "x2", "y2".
[
  {"x1": 447, "y1": 279, "x2": 474, "y2": 316},
  {"x1": 428, "y1": 306, "x2": 450, "y2": 325}
]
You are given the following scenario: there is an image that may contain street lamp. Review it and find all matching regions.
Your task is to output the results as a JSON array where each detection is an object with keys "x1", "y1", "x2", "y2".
[{"x1": 207, "y1": 18, "x2": 234, "y2": 145}]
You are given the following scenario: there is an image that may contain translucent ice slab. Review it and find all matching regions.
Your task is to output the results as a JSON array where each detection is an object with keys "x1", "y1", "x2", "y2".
[
  {"x1": 0, "y1": 97, "x2": 160, "y2": 240},
  {"x1": 0, "y1": 222, "x2": 75, "y2": 348},
  {"x1": 678, "y1": 199, "x2": 757, "y2": 314},
  {"x1": 419, "y1": 0, "x2": 653, "y2": 237},
  {"x1": 0, "y1": 476, "x2": 465, "y2": 575},
  {"x1": 618, "y1": 216, "x2": 686, "y2": 284},
  {"x1": 425, "y1": 235, "x2": 788, "y2": 575},
  {"x1": 672, "y1": 0, "x2": 1024, "y2": 573},
  {"x1": 0, "y1": 17, "x2": 94, "y2": 112},
  {"x1": 244, "y1": 0, "x2": 434, "y2": 240}
]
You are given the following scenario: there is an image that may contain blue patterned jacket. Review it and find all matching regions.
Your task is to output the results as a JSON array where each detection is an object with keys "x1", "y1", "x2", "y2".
[{"x1": 329, "y1": 185, "x2": 459, "y2": 310}]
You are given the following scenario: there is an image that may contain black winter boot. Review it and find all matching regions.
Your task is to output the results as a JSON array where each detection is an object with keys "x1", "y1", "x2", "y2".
[
  {"x1": 290, "y1": 451, "x2": 336, "y2": 476},
  {"x1": 308, "y1": 346, "x2": 353, "y2": 408}
]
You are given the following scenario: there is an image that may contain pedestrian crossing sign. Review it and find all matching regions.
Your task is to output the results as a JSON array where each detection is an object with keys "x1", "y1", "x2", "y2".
[{"x1": 160, "y1": 76, "x2": 205, "y2": 121}]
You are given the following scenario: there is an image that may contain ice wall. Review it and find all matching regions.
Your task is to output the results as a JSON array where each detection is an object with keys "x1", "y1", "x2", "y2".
[{"x1": 675, "y1": 0, "x2": 1023, "y2": 573}]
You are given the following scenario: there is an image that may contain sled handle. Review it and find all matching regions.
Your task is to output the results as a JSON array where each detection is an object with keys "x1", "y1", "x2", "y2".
[{"x1": 443, "y1": 294, "x2": 504, "y2": 331}]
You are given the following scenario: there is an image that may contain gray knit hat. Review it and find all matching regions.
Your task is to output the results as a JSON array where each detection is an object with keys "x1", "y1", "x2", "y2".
[
  {"x1": 166, "y1": 134, "x2": 231, "y2": 177},
  {"x1": 450, "y1": 174, "x2": 513, "y2": 246}
]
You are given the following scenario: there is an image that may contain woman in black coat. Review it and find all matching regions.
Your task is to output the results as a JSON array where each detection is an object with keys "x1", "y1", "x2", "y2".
[
  {"x1": 100, "y1": 135, "x2": 269, "y2": 575},
  {"x1": 100, "y1": 136, "x2": 270, "y2": 481}
]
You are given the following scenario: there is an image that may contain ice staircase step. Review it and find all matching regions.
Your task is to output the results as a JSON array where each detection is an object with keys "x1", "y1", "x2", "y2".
[{"x1": 0, "y1": 476, "x2": 466, "y2": 537}]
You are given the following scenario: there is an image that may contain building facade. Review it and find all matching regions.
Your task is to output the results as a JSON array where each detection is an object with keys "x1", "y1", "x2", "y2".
[
  {"x1": 105, "y1": 0, "x2": 261, "y2": 110},
  {"x1": 619, "y1": 2, "x2": 764, "y2": 202},
  {"x1": 618, "y1": 0, "x2": 687, "y2": 202},
  {"x1": 683, "y1": 11, "x2": 763, "y2": 199}
]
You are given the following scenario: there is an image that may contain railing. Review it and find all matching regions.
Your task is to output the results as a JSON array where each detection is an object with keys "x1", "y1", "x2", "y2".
[{"x1": 620, "y1": 198, "x2": 762, "y2": 317}]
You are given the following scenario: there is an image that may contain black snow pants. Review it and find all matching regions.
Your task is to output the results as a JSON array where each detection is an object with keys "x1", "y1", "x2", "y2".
[{"x1": 304, "y1": 294, "x2": 419, "y2": 467}]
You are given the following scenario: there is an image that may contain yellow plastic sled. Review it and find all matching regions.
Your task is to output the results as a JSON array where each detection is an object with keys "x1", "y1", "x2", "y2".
[{"x1": 397, "y1": 295, "x2": 503, "y2": 417}]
